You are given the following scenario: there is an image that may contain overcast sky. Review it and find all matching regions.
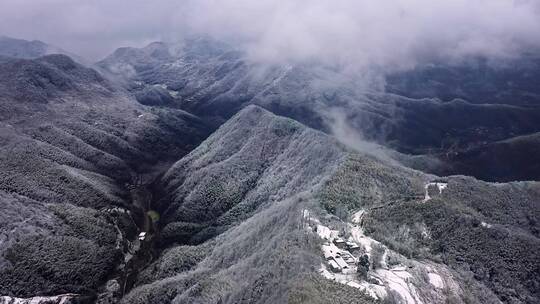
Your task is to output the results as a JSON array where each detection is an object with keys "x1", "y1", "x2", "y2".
[{"x1": 1, "y1": 0, "x2": 540, "y2": 67}]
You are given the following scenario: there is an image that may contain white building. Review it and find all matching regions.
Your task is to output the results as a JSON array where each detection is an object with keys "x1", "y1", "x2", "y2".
[
  {"x1": 334, "y1": 257, "x2": 358, "y2": 274},
  {"x1": 328, "y1": 260, "x2": 341, "y2": 272},
  {"x1": 322, "y1": 243, "x2": 341, "y2": 260}
]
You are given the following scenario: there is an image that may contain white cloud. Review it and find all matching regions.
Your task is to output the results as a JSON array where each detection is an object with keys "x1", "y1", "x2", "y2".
[{"x1": 1, "y1": 0, "x2": 539, "y2": 67}]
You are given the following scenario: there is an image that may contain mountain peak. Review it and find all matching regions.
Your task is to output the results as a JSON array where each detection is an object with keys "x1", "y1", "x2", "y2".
[
  {"x1": 0, "y1": 36, "x2": 49, "y2": 59},
  {"x1": 0, "y1": 36, "x2": 85, "y2": 64}
]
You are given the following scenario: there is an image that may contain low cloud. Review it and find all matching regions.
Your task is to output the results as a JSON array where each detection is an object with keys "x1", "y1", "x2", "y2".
[
  {"x1": 184, "y1": 0, "x2": 540, "y2": 69},
  {"x1": 1, "y1": 0, "x2": 539, "y2": 68}
]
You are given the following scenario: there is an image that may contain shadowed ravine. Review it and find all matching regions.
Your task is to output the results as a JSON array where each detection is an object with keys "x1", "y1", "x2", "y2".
[{"x1": 96, "y1": 169, "x2": 165, "y2": 303}]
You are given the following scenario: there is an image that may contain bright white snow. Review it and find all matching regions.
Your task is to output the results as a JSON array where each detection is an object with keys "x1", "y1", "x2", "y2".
[
  {"x1": 423, "y1": 182, "x2": 448, "y2": 202},
  {"x1": 428, "y1": 273, "x2": 445, "y2": 289},
  {"x1": 0, "y1": 294, "x2": 78, "y2": 304},
  {"x1": 481, "y1": 221, "x2": 493, "y2": 228},
  {"x1": 310, "y1": 209, "x2": 457, "y2": 303},
  {"x1": 373, "y1": 268, "x2": 424, "y2": 304}
]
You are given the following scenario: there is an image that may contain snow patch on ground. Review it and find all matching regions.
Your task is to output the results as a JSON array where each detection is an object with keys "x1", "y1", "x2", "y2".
[
  {"x1": 349, "y1": 210, "x2": 378, "y2": 256},
  {"x1": 318, "y1": 263, "x2": 387, "y2": 300},
  {"x1": 373, "y1": 268, "x2": 424, "y2": 304},
  {"x1": 350, "y1": 223, "x2": 377, "y2": 257},
  {"x1": 423, "y1": 182, "x2": 448, "y2": 202},
  {"x1": 351, "y1": 210, "x2": 364, "y2": 224},
  {"x1": 428, "y1": 273, "x2": 445, "y2": 289},
  {"x1": 0, "y1": 294, "x2": 78, "y2": 304},
  {"x1": 309, "y1": 209, "x2": 462, "y2": 304}
]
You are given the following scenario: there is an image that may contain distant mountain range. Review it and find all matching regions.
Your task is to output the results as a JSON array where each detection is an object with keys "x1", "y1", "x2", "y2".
[
  {"x1": 97, "y1": 37, "x2": 540, "y2": 182},
  {"x1": 0, "y1": 36, "x2": 538, "y2": 304},
  {"x1": 386, "y1": 56, "x2": 540, "y2": 106},
  {"x1": 0, "y1": 36, "x2": 84, "y2": 63}
]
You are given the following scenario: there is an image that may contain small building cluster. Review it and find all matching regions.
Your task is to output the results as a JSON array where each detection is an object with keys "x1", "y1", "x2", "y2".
[{"x1": 317, "y1": 225, "x2": 360, "y2": 275}]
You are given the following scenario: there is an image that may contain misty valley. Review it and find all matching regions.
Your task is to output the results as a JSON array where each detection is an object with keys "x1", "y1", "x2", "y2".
[{"x1": 0, "y1": 1, "x2": 540, "y2": 304}]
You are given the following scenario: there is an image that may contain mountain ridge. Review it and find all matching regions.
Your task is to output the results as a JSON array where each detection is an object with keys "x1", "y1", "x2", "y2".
[
  {"x1": 0, "y1": 36, "x2": 538, "y2": 304},
  {"x1": 119, "y1": 105, "x2": 539, "y2": 304},
  {"x1": 97, "y1": 37, "x2": 540, "y2": 182}
]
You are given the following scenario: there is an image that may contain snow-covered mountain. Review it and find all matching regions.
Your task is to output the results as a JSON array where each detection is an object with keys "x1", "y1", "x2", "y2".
[
  {"x1": 121, "y1": 106, "x2": 539, "y2": 304},
  {"x1": 98, "y1": 37, "x2": 540, "y2": 182},
  {"x1": 0, "y1": 36, "x2": 85, "y2": 63},
  {"x1": 0, "y1": 36, "x2": 539, "y2": 304}
]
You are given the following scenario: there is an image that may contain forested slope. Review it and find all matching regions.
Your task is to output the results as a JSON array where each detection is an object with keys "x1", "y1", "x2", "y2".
[
  {"x1": 0, "y1": 54, "x2": 209, "y2": 299},
  {"x1": 122, "y1": 106, "x2": 540, "y2": 304}
]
